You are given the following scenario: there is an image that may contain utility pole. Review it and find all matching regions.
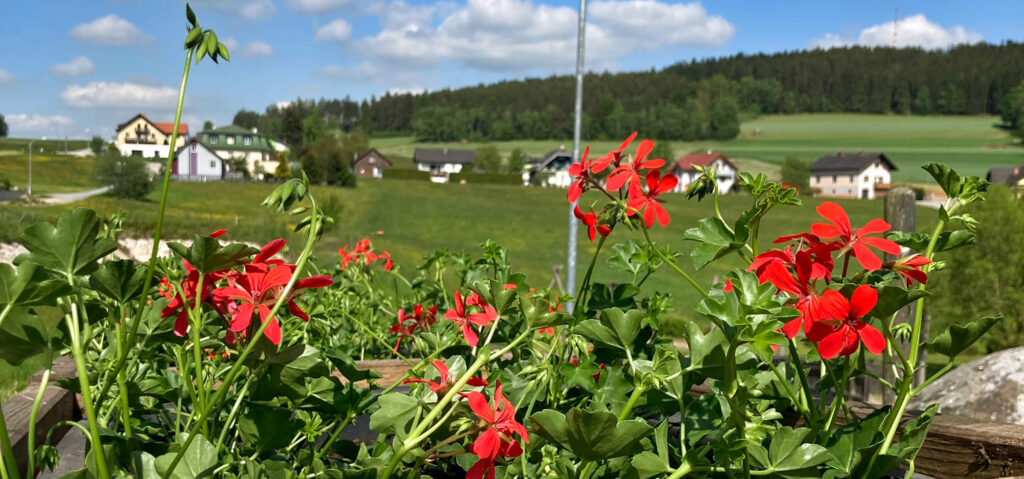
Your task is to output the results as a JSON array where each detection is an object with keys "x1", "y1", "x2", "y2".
[
  {"x1": 566, "y1": 0, "x2": 587, "y2": 313},
  {"x1": 27, "y1": 139, "x2": 35, "y2": 196}
]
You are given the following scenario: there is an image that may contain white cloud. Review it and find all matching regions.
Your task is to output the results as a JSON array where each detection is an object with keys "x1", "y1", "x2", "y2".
[
  {"x1": 69, "y1": 15, "x2": 151, "y2": 45},
  {"x1": 355, "y1": 0, "x2": 734, "y2": 72},
  {"x1": 5, "y1": 114, "x2": 74, "y2": 137},
  {"x1": 187, "y1": 0, "x2": 276, "y2": 20},
  {"x1": 288, "y1": 0, "x2": 353, "y2": 14},
  {"x1": 274, "y1": 100, "x2": 293, "y2": 109},
  {"x1": 243, "y1": 41, "x2": 275, "y2": 58},
  {"x1": 61, "y1": 81, "x2": 178, "y2": 108},
  {"x1": 221, "y1": 37, "x2": 240, "y2": 51},
  {"x1": 316, "y1": 19, "x2": 353, "y2": 42},
  {"x1": 0, "y1": 69, "x2": 12, "y2": 85},
  {"x1": 51, "y1": 56, "x2": 96, "y2": 76},
  {"x1": 590, "y1": 1, "x2": 734, "y2": 48},
  {"x1": 812, "y1": 14, "x2": 983, "y2": 50}
]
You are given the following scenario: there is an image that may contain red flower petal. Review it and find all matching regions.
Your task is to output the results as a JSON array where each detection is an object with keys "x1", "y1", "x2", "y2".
[
  {"x1": 849, "y1": 285, "x2": 878, "y2": 320},
  {"x1": 852, "y1": 242, "x2": 884, "y2": 271},
  {"x1": 857, "y1": 321, "x2": 886, "y2": 354}
]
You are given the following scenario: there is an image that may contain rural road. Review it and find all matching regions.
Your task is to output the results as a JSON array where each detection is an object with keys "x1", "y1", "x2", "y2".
[{"x1": 41, "y1": 186, "x2": 112, "y2": 205}]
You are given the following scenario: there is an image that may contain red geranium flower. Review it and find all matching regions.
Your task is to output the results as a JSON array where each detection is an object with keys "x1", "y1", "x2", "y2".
[
  {"x1": 606, "y1": 139, "x2": 665, "y2": 192},
  {"x1": 627, "y1": 169, "x2": 678, "y2": 228},
  {"x1": 465, "y1": 382, "x2": 529, "y2": 479},
  {"x1": 567, "y1": 146, "x2": 593, "y2": 203},
  {"x1": 759, "y1": 250, "x2": 830, "y2": 339},
  {"x1": 213, "y1": 265, "x2": 333, "y2": 345},
  {"x1": 402, "y1": 359, "x2": 488, "y2": 394},
  {"x1": 806, "y1": 285, "x2": 886, "y2": 359},
  {"x1": 590, "y1": 131, "x2": 638, "y2": 173},
  {"x1": 573, "y1": 205, "x2": 611, "y2": 241},
  {"x1": 891, "y1": 255, "x2": 931, "y2": 286},
  {"x1": 444, "y1": 291, "x2": 498, "y2": 347},
  {"x1": 249, "y1": 238, "x2": 287, "y2": 272},
  {"x1": 161, "y1": 261, "x2": 211, "y2": 338},
  {"x1": 812, "y1": 202, "x2": 901, "y2": 271},
  {"x1": 723, "y1": 278, "x2": 734, "y2": 292}
]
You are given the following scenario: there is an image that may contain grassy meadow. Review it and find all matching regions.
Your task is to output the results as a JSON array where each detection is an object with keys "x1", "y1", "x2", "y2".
[{"x1": 372, "y1": 114, "x2": 1024, "y2": 184}]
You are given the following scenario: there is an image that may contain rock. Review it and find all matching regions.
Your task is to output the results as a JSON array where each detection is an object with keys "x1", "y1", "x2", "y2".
[{"x1": 910, "y1": 346, "x2": 1024, "y2": 425}]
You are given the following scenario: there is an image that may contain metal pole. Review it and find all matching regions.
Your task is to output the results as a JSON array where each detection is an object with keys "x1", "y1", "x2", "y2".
[
  {"x1": 27, "y1": 140, "x2": 33, "y2": 196},
  {"x1": 566, "y1": 0, "x2": 587, "y2": 313}
]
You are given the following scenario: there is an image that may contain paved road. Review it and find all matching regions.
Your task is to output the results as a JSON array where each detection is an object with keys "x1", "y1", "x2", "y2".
[{"x1": 40, "y1": 186, "x2": 112, "y2": 205}]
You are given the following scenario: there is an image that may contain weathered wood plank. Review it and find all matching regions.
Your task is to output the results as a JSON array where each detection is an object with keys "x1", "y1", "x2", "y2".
[{"x1": 2, "y1": 357, "x2": 79, "y2": 477}]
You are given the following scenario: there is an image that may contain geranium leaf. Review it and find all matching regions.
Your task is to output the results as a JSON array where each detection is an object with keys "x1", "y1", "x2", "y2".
[
  {"x1": 530, "y1": 409, "x2": 571, "y2": 450},
  {"x1": 88, "y1": 259, "x2": 150, "y2": 303},
  {"x1": 156, "y1": 433, "x2": 218, "y2": 479},
  {"x1": 575, "y1": 319, "x2": 619, "y2": 350},
  {"x1": 683, "y1": 217, "x2": 745, "y2": 269},
  {"x1": 0, "y1": 262, "x2": 69, "y2": 306},
  {"x1": 238, "y1": 407, "x2": 302, "y2": 453},
  {"x1": 769, "y1": 427, "x2": 832, "y2": 471},
  {"x1": 631, "y1": 452, "x2": 671, "y2": 479},
  {"x1": 0, "y1": 306, "x2": 66, "y2": 365},
  {"x1": 370, "y1": 393, "x2": 419, "y2": 440},
  {"x1": 16, "y1": 208, "x2": 117, "y2": 277},
  {"x1": 174, "y1": 235, "x2": 258, "y2": 274},
  {"x1": 564, "y1": 409, "x2": 652, "y2": 460},
  {"x1": 926, "y1": 315, "x2": 1001, "y2": 358}
]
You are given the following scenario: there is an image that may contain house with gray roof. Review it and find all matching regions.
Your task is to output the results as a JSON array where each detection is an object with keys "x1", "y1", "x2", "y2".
[
  {"x1": 414, "y1": 148, "x2": 476, "y2": 183},
  {"x1": 986, "y1": 166, "x2": 1024, "y2": 188},
  {"x1": 524, "y1": 146, "x2": 574, "y2": 187},
  {"x1": 810, "y1": 152, "x2": 897, "y2": 199}
]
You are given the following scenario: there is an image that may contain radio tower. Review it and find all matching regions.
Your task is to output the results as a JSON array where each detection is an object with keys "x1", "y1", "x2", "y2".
[{"x1": 893, "y1": 8, "x2": 898, "y2": 46}]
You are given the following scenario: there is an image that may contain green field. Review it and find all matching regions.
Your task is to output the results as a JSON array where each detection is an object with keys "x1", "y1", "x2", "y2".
[{"x1": 372, "y1": 114, "x2": 1024, "y2": 183}]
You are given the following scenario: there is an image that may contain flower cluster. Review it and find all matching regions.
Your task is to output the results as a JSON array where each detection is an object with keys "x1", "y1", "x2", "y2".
[
  {"x1": 444, "y1": 291, "x2": 499, "y2": 347},
  {"x1": 339, "y1": 238, "x2": 394, "y2": 271},
  {"x1": 567, "y1": 132, "x2": 678, "y2": 239},
  {"x1": 160, "y1": 234, "x2": 334, "y2": 346},
  {"x1": 464, "y1": 382, "x2": 529, "y2": 479},
  {"x1": 390, "y1": 304, "x2": 439, "y2": 352},
  {"x1": 750, "y1": 202, "x2": 931, "y2": 359}
]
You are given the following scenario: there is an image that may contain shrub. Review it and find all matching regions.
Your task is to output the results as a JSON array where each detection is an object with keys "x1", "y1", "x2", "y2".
[
  {"x1": 94, "y1": 151, "x2": 153, "y2": 200},
  {"x1": 780, "y1": 154, "x2": 810, "y2": 192}
]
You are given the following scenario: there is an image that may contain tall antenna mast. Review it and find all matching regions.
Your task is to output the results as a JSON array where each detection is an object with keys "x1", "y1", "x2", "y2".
[{"x1": 893, "y1": 8, "x2": 898, "y2": 47}]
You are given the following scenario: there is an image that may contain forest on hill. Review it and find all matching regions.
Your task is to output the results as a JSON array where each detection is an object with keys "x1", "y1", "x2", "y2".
[{"x1": 234, "y1": 42, "x2": 1024, "y2": 143}]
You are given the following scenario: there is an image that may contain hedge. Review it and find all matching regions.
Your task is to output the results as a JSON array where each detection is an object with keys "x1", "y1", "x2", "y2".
[
  {"x1": 383, "y1": 169, "x2": 431, "y2": 181},
  {"x1": 449, "y1": 172, "x2": 522, "y2": 185}
]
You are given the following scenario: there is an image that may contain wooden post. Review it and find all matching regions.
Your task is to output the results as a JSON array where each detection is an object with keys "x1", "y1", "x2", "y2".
[{"x1": 883, "y1": 188, "x2": 921, "y2": 401}]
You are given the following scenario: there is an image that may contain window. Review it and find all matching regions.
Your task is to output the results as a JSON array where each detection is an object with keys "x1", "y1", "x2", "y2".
[
  {"x1": 814, "y1": 175, "x2": 820, "y2": 183},
  {"x1": 209, "y1": 135, "x2": 219, "y2": 144},
  {"x1": 831, "y1": 175, "x2": 837, "y2": 183},
  {"x1": 243, "y1": 136, "x2": 253, "y2": 146},
  {"x1": 210, "y1": 161, "x2": 217, "y2": 168},
  {"x1": 849, "y1": 175, "x2": 854, "y2": 182},
  {"x1": 863, "y1": 176, "x2": 869, "y2": 182},
  {"x1": 132, "y1": 150, "x2": 142, "y2": 157},
  {"x1": 226, "y1": 136, "x2": 235, "y2": 145},
  {"x1": 876, "y1": 176, "x2": 883, "y2": 183}
]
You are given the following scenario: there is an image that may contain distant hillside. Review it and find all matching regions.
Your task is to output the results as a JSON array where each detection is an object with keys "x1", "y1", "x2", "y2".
[{"x1": 238, "y1": 43, "x2": 1024, "y2": 143}]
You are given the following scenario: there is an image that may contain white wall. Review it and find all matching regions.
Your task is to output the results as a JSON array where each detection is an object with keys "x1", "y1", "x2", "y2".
[
  {"x1": 119, "y1": 143, "x2": 169, "y2": 159},
  {"x1": 175, "y1": 145, "x2": 222, "y2": 180},
  {"x1": 673, "y1": 159, "x2": 737, "y2": 193}
]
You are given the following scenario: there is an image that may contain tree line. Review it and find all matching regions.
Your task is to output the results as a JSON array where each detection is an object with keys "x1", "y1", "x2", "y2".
[{"x1": 234, "y1": 43, "x2": 1024, "y2": 143}]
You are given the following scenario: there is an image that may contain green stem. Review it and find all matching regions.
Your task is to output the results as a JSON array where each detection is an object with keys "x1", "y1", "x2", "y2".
[
  {"x1": 67, "y1": 302, "x2": 111, "y2": 478},
  {"x1": 766, "y1": 361, "x2": 811, "y2": 424},
  {"x1": 823, "y1": 358, "x2": 854, "y2": 432},
  {"x1": 912, "y1": 363, "x2": 952, "y2": 396},
  {"x1": 215, "y1": 376, "x2": 254, "y2": 452},
  {"x1": 788, "y1": 340, "x2": 818, "y2": 424},
  {"x1": 26, "y1": 364, "x2": 52, "y2": 479},
  {"x1": 96, "y1": 49, "x2": 195, "y2": 409},
  {"x1": 0, "y1": 404, "x2": 18, "y2": 479},
  {"x1": 187, "y1": 274, "x2": 208, "y2": 433},
  {"x1": 641, "y1": 226, "x2": 710, "y2": 301},
  {"x1": 573, "y1": 235, "x2": 606, "y2": 313},
  {"x1": 161, "y1": 205, "x2": 322, "y2": 479},
  {"x1": 305, "y1": 412, "x2": 355, "y2": 473}
]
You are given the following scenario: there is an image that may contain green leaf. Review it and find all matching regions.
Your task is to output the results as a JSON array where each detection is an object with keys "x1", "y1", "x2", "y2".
[
  {"x1": 88, "y1": 259, "x2": 149, "y2": 303},
  {"x1": 890, "y1": 404, "x2": 940, "y2": 462},
  {"x1": 0, "y1": 306, "x2": 66, "y2": 365},
  {"x1": 683, "y1": 217, "x2": 745, "y2": 269},
  {"x1": 217, "y1": 42, "x2": 230, "y2": 61},
  {"x1": 155, "y1": 433, "x2": 218, "y2": 479},
  {"x1": 531, "y1": 409, "x2": 652, "y2": 461},
  {"x1": 169, "y1": 235, "x2": 258, "y2": 275},
  {"x1": 575, "y1": 308, "x2": 643, "y2": 351},
  {"x1": 926, "y1": 315, "x2": 1001, "y2": 358},
  {"x1": 258, "y1": 344, "x2": 330, "y2": 401},
  {"x1": 369, "y1": 393, "x2": 419, "y2": 439},
  {"x1": 185, "y1": 27, "x2": 202, "y2": 49},
  {"x1": 769, "y1": 427, "x2": 832, "y2": 471},
  {"x1": 889, "y1": 230, "x2": 975, "y2": 253},
  {"x1": 631, "y1": 452, "x2": 671, "y2": 479},
  {"x1": 17, "y1": 208, "x2": 117, "y2": 277},
  {"x1": 238, "y1": 407, "x2": 302, "y2": 453},
  {"x1": 263, "y1": 178, "x2": 309, "y2": 212},
  {"x1": 131, "y1": 451, "x2": 160, "y2": 479},
  {"x1": 922, "y1": 163, "x2": 988, "y2": 205},
  {"x1": 0, "y1": 262, "x2": 69, "y2": 306},
  {"x1": 186, "y1": 3, "x2": 197, "y2": 27}
]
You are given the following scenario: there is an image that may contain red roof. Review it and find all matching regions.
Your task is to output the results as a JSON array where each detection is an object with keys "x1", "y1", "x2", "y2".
[
  {"x1": 673, "y1": 152, "x2": 737, "y2": 172},
  {"x1": 153, "y1": 122, "x2": 189, "y2": 135}
]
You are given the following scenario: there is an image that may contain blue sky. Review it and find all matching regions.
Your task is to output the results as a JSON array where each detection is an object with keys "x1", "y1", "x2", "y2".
[{"x1": 1, "y1": 0, "x2": 1023, "y2": 139}]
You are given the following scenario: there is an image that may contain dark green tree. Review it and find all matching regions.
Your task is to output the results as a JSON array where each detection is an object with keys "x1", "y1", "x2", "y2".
[
  {"x1": 708, "y1": 96, "x2": 740, "y2": 140},
  {"x1": 302, "y1": 107, "x2": 327, "y2": 146},
  {"x1": 233, "y1": 109, "x2": 260, "y2": 129},
  {"x1": 507, "y1": 147, "x2": 526, "y2": 174},
  {"x1": 0, "y1": 114, "x2": 7, "y2": 137},
  {"x1": 94, "y1": 151, "x2": 153, "y2": 200},
  {"x1": 90, "y1": 135, "x2": 106, "y2": 156},
  {"x1": 203, "y1": 120, "x2": 214, "y2": 131},
  {"x1": 279, "y1": 105, "x2": 304, "y2": 147},
  {"x1": 780, "y1": 155, "x2": 810, "y2": 192},
  {"x1": 476, "y1": 145, "x2": 501, "y2": 174}
]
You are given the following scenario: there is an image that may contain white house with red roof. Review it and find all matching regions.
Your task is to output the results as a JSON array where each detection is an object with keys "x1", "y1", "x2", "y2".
[
  {"x1": 671, "y1": 151, "x2": 739, "y2": 194},
  {"x1": 115, "y1": 113, "x2": 189, "y2": 159}
]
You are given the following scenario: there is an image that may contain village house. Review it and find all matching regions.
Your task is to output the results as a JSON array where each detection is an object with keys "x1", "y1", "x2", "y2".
[
  {"x1": 986, "y1": 166, "x2": 1024, "y2": 189},
  {"x1": 198, "y1": 125, "x2": 280, "y2": 180},
  {"x1": 353, "y1": 148, "x2": 393, "y2": 178},
  {"x1": 810, "y1": 152, "x2": 896, "y2": 199},
  {"x1": 671, "y1": 151, "x2": 739, "y2": 194},
  {"x1": 413, "y1": 148, "x2": 476, "y2": 183},
  {"x1": 524, "y1": 146, "x2": 574, "y2": 187},
  {"x1": 172, "y1": 138, "x2": 225, "y2": 181},
  {"x1": 115, "y1": 113, "x2": 189, "y2": 159}
]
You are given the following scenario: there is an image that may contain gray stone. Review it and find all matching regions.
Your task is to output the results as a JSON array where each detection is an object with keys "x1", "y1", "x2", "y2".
[{"x1": 910, "y1": 346, "x2": 1024, "y2": 425}]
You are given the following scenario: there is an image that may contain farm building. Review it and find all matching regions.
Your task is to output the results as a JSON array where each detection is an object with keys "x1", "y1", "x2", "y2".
[
  {"x1": 671, "y1": 151, "x2": 739, "y2": 194},
  {"x1": 198, "y1": 125, "x2": 281, "y2": 180},
  {"x1": 115, "y1": 113, "x2": 189, "y2": 159},
  {"x1": 353, "y1": 149, "x2": 393, "y2": 178},
  {"x1": 172, "y1": 138, "x2": 225, "y2": 181},
  {"x1": 524, "y1": 146, "x2": 573, "y2": 187},
  {"x1": 414, "y1": 148, "x2": 476, "y2": 183},
  {"x1": 986, "y1": 166, "x2": 1024, "y2": 188},
  {"x1": 810, "y1": 152, "x2": 896, "y2": 199}
]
